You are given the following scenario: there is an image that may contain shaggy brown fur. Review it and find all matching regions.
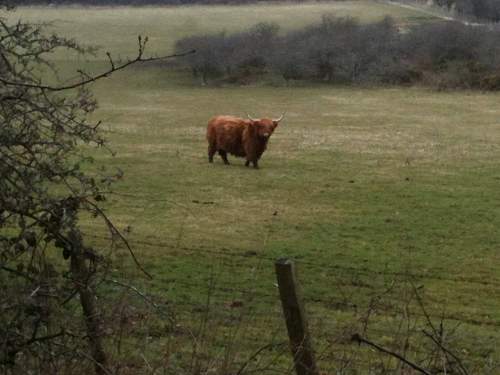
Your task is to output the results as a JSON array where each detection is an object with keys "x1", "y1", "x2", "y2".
[{"x1": 206, "y1": 115, "x2": 281, "y2": 169}]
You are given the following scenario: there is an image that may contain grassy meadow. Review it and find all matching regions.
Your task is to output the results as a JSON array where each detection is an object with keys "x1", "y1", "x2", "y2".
[{"x1": 9, "y1": 2, "x2": 500, "y2": 372}]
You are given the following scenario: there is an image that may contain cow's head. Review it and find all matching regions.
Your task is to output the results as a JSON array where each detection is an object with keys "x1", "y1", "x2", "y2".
[{"x1": 247, "y1": 113, "x2": 285, "y2": 140}]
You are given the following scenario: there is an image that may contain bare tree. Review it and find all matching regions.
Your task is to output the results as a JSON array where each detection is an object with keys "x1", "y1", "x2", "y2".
[
  {"x1": 0, "y1": 5, "x2": 192, "y2": 374},
  {"x1": 175, "y1": 22, "x2": 279, "y2": 85}
]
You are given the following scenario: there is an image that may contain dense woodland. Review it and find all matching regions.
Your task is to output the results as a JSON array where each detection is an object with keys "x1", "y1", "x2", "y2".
[{"x1": 175, "y1": 16, "x2": 500, "y2": 90}]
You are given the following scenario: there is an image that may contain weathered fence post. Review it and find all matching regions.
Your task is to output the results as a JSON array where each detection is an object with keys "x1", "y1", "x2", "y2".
[{"x1": 275, "y1": 258, "x2": 320, "y2": 375}]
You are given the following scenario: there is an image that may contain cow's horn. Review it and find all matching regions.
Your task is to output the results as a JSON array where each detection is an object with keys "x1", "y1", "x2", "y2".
[
  {"x1": 247, "y1": 114, "x2": 258, "y2": 122},
  {"x1": 273, "y1": 112, "x2": 286, "y2": 123}
]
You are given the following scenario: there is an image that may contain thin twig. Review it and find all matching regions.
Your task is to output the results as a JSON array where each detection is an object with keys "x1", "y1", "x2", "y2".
[
  {"x1": 0, "y1": 39, "x2": 194, "y2": 91},
  {"x1": 104, "y1": 278, "x2": 159, "y2": 309},
  {"x1": 84, "y1": 198, "x2": 152, "y2": 279},
  {"x1": 422, "y1": 330, "x2": 469, "y2": 375},
  {"x1": 236, "y1": 342, "x2": 286, "y2": 375},
  {"x1": 23, "y1": 330, "x2": 65, "y2": 346},
  {"x1": 1, "y1": 265, "x2": 35, "y2": 282},
  {"x1": 351, "y1": 333, "x2": 432, "y2": 375}
]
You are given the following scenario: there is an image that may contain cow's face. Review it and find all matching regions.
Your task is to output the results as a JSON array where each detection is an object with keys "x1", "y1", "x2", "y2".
[{"x1": 251, "y1": 118, "x2": 279, "y2": 140}]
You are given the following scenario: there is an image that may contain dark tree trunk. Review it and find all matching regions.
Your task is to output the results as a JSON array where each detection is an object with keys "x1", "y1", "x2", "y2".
[{"x1": 71, "y1": 251, "x2": 107, "y2": 375}]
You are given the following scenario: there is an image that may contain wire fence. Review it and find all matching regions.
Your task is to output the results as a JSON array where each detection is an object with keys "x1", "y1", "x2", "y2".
[
  {"x1": 87, "y1": 231, "x2": 500, "y2": 321},
  {"x1": 80, "y1": 192, "x2": 500, "y2": 374}
]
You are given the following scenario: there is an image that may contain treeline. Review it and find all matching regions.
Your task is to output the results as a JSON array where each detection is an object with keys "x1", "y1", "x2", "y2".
[
  {"x1": 433, "y1": 0, "x2": 500, "y2": 22},
  {"x1": 174, "y1": 16, "x2": 500, "y2": 90}
]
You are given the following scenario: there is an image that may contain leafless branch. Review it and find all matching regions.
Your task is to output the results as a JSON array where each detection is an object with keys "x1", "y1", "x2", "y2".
[
  {"x1": 23, "y1": 330, "x2": 65, "y2": 346},
  {"x1": 0, "y1": 36, "x2": 195, "y2": 92},
  {"x1": 1, "y1": 265, "x2": 36, "y2": 282},
  {"x1": 236, "y1": 342, "x2": 286, "y2": 375},
  {"x1": 351, "y1": 333, "x2": 432, "y2": 375},
  {"x1": 104, "y1": 278, "x2": 159, "y2": 309},
  {"x1": 84, "y1": 198, "x2": 153, "y2": 279},
  {"x1": 411, "y1": 281, "x2": 469, "y2": 375},
  {"x1": 422, "y1": 330, "x2": 469, "y2": 375}
]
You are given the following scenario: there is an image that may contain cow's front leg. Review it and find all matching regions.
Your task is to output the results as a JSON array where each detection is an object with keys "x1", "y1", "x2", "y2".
[
  {"x1": 252, "y1": 160, "x2": 259, "y2": 169},
  {"x1": 245, "y1": 160, "x2": 250, "y2": 167}
]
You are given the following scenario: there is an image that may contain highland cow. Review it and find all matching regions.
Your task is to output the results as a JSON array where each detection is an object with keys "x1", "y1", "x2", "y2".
[{"x1": 206, "y1": 113, "x2": 284, "y2": 169}]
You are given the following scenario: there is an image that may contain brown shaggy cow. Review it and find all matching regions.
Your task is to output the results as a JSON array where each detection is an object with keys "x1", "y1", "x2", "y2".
[{"x1": 206, "y1": 113, "x2": 284, "y2": 169}]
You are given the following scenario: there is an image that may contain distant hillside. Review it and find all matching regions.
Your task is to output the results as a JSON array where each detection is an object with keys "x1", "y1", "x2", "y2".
[{"x1": 12, "y1": 0, "x2": 305, "y2": 4}]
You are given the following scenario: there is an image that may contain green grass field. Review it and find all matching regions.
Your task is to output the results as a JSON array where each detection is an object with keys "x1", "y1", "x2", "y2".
[{"x1": 9, "y1": 2, "x2": 500, "y2": 373}]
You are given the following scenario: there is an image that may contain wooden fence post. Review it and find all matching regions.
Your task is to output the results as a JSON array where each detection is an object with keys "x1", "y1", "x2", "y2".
[{"x1": 275, "y1": 258, "x2": 320, "y2": 375}]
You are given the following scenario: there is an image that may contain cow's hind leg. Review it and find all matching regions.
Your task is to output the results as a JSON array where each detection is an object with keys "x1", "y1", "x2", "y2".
[
  {"x1": 245, "y1": 160, "x2": 250, "y2": 167},
  {"x1": 218, "y1": 150, "x2": 230, "y2": 165},
  {"x1": 208, "y1": 143, "x2": 216, "y2": 163},
  {"x1": 252, "y1": 160, "x2": 259, "y2": 169}
]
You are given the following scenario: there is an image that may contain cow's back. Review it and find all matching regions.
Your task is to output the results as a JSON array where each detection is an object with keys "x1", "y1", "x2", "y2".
[{"x1": 207, "y1": 116, "x2": 247, "y2": 157}]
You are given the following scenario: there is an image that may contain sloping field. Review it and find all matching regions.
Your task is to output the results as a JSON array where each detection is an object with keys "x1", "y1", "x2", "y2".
[
  {"x1": 90, "y1": 75, "x2": 500, "y2": 373},
  {"x1": 11, "y1": 1, "x2": 433, "y2": 59},
  {"x1": 9, "y1": 2, "x2": 500, "y2": 373}
]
